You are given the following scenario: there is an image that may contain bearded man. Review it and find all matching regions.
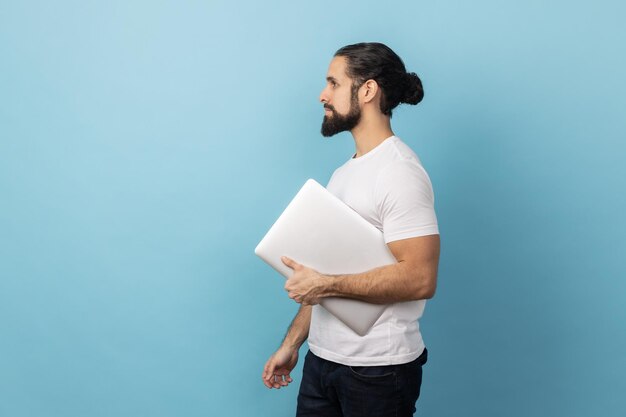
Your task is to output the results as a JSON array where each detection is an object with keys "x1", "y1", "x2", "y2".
[{"x1": 262, "y1": 42, "x2": 440, "y2": 417}]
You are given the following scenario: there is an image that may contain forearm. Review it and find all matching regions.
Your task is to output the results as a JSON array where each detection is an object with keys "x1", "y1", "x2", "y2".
[
  {"x1": 321, "y1": 261, "x2": 437, "y2": 304},
  {"x1": 281, "y1": 305, "x2": 311, "y2": 350}
]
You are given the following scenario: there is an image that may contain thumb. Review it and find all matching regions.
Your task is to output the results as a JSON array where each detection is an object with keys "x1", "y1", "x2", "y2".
[
  {"x1": 263, "y1": 358, "x2": 275, "y2": 381},
  {"x1": 281, "y1": 256, "x2": 301, "y2": 270}
]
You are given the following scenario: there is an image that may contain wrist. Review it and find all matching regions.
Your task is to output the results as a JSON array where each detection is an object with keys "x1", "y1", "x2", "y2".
[
  {"x1": 281, "y1": 339, "x2": 302, "y2": 351},
  {"x1": 282, "y1": 329, "x2": 308, "y2": 351},
  {"x1": 318, "y1": 274, "x2": 337, "y2": 298}
]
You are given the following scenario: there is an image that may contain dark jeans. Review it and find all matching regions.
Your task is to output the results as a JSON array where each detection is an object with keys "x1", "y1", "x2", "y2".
[{"x1": 296, "y1": 349, "x2": 428, "y2": 417}]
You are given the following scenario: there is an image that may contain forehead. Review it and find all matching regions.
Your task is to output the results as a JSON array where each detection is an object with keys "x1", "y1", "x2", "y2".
[{"x1": 326, "y1": 56, "x2": 351, "y2": 81}]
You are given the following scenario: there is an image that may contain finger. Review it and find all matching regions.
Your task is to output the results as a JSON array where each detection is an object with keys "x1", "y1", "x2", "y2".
[
  {"x1": 288, "y1": 292, "x2": 302, "y2": 303},
  {"x1": 263, "y1": 360, "x2": 275, "y2": 381},
  {"x1": 265, "y1": 371, "x2": 279, "y2": 389},
  {"x1": 281, "y1": 256, "x2": 301, "y2": 270},
  {"x1": 277, "y1": 374, "x2": 289, "y2": 387}
]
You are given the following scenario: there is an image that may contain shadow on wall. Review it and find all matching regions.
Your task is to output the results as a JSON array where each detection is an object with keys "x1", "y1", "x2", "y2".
[{"x1": 421, "y1": 104, "x2": 599, "y2": 413}]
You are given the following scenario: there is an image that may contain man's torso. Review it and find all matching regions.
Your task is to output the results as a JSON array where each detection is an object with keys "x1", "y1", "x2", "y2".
[{"x1": 307, "y1": 136, "x2": 439, "y2": 366}]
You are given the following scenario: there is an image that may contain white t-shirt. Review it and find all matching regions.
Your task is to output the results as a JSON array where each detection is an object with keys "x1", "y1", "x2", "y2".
[{"x1": 307, "y1": 135, "x2": 439, "y2": 366}]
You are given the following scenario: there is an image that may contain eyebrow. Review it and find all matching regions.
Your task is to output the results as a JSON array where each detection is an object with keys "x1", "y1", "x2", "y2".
[{"x1": 326, "y1": 76, "x2": 338, "y2": 83}]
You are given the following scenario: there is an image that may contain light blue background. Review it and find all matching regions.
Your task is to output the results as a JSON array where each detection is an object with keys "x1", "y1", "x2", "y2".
[{"x1": 1, "y1": 1, "x2": 625, "y2": 416}]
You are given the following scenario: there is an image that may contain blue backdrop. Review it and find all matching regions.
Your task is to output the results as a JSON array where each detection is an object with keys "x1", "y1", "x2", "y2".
[{"x1": 1, "y1": 1, "x2": 624, "y2": 416}]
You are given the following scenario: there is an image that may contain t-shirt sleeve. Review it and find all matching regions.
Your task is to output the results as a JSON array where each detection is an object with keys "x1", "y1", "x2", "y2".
[{"x1": 375, "y1": 160, "x2": 439, "y2": 244}]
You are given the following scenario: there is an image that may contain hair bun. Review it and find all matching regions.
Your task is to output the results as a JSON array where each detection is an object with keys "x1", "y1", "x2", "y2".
[{"x1": 403, "y1": 72, "x2": 424, "y2": 105}]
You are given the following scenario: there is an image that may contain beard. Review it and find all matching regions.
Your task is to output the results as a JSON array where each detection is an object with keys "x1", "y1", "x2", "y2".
[{"x1": 321, "y1": 91, "x2": 361, "y2": 137}]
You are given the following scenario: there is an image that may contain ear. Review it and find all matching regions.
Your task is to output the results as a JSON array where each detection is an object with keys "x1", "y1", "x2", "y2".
[{"x1": 361, "y1": 79, "x2": 380, "y2": 104}]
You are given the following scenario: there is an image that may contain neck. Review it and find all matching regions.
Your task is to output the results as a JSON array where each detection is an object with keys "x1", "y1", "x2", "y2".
[{"x1": 350, "y1": 113, "x2": 394, "y2": 158}]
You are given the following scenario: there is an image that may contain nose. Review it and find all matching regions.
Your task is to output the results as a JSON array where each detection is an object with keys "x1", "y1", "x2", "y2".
[{"x1": 319, "y1": 86, "x2": 329, "y2": 103}]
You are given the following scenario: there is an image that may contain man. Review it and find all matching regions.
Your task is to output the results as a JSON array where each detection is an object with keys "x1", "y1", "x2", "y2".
[{"x1": 262, "y1": 42, "x2": 440, "y2": 417}]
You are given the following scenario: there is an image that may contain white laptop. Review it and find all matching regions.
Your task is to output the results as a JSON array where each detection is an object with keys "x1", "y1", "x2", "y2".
[{"x1": 254, "y1": 179, "x2": 397, "y2": 336}]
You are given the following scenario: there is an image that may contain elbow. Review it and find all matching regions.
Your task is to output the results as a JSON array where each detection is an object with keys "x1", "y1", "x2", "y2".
[
  {"x1": 422, "y1": 283, "x2": 436, "y2": 300},
  {"x1": 413, "y1": 273, "x2": 437, "y2": 300}
]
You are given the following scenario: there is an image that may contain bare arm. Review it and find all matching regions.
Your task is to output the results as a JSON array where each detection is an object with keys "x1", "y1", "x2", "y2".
[
  {"x1": 262, "y1": 305, "x2": 311, "y2": 389},
  {"x1": 281, "y1": 304, "x2": 312, "y2": 349},
  {"x1": 283, "y1": 234, "x2": 440, "y2": 305}
]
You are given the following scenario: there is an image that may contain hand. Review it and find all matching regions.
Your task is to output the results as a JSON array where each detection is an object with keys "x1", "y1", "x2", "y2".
[
  {"x1": 281, "y1": 256, "x2": 327, "y2": 305},
  {"x1": 262, "y1": 346, "x2": 299, "y2": 389}
]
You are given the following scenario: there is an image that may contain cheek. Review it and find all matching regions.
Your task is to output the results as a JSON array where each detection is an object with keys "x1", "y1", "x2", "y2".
[{"x1": 333, "y1": 91, "x2": 353, "y2": 114}]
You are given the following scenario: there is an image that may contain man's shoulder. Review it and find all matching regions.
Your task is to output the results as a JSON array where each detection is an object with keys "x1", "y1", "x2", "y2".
[
  {"x1": 385, "y1": 136, "x2": 423, "y2": 165},
  {"x1": 374, "y1": 141, "x2": 434, "y2": 201}
]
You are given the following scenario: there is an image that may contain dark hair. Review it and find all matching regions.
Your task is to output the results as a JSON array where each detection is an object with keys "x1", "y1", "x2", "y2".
[{"x1": 334, "y1": 42, "x2": 423, "y2": 117}]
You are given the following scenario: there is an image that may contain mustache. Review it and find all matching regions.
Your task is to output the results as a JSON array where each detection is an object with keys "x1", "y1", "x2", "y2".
[{"x1": 324, "y1": 104, "x2": 336, "y2": 112}]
